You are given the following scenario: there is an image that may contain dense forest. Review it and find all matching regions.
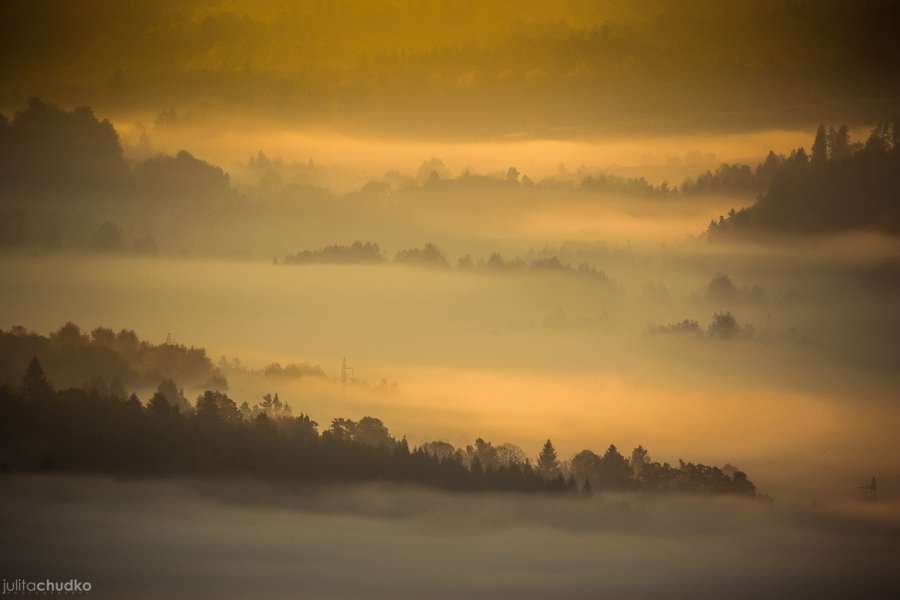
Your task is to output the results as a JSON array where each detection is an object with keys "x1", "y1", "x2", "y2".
[
  {"x1": 280, "y1": 242, "x2": 613, "y2": 287},
  {"x1": 709, "y1": 121, "x2": 900, "y2": 238},
  {"x1": 0, "y1": 323, "x2": 227, "y2": 393},
  {"x1": 0, "y1": 353, "x2": 758, "y2": 497},
  {"x1": 282, "y1": 241, "x2": 385, "y2": 265},
  {"x1": 0, "y1": 324, "x2": 332, "y2": 397},
  {"x1": 680, "y1": 155, "x2": 784, "y2": 197},
  {"x1": 5, "y1": 99, "x2": 899, "y2": 259},
  {"x1": 1, "y1": 99, "x2": 677, "y2": 256},
  {"x1": 0, "y1": 99, "x2": 236, "y2": 253}
]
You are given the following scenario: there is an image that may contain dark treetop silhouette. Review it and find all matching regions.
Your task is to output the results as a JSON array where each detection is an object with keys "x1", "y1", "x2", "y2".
[
  {"x1": 0, "y1": 326, "x2": 758, "y2": 498},
  {"x1": 708, "y1": 121, "x2": 900, "y2": 238}
]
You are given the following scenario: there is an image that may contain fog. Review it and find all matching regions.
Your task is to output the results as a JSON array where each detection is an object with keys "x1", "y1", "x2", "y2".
[
  {"x1": 119, "y1": 122, "x2": 815, "y2": 193},
  {"x1": 2, "y1": 102, "x2": 899, "y2": 504},
  {"x1": 2, "y1": 234, "x2": 899, "y2": 500},
  {"x1": 2, "y1": 476, "x2": 899, "y2": 599}
]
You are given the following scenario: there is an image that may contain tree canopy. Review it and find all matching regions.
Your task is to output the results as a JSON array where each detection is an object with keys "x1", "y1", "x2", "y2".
[{"x1": 0, "y1": 357, "x2": 758, "y2": 498}]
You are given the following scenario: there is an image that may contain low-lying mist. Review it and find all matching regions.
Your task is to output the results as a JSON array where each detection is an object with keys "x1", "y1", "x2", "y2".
[
  {"x1": 2, "y1": 100, "x2": 900, "y2": 508},
  {"x1": 2, "y1": 234, "x2": 898, "y2": 501},
  {"x1": 2, "y1": 475, "x2": 899, "y2": 599}
]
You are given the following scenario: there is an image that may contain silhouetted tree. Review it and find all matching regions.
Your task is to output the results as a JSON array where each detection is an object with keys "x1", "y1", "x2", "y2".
[
  {"x1": 394, "y1": 243, "x2": 449, "y2": 268},
  {"x1": 421, "y1": 440, "x2": 456, "y2": 461},
  {"x1": 831, "y1": 125, "x2": 851, "y2": 160},
  {"x1": 709, "y1": 122, "x2": 900, "y2": 238},
  {"x1": 811, "y1": 124, "x2": 828, "y2": 165},
  {"x1": 537, "y1": 439, "x2": 560, "y2": 479},
  {"x1": 708, "y1": 312, "x2": 743, "y2": 340},
  {"x1": 326, "y1": 417, "x2": 357, "y2": 442},
  {"x1": 571, "y1": 449, "x2": 602, "y2": 486},
  {"x1": 0, "y1": 358, "x2": 759, "y2": 498},
  {"x1": 291, "y1": 413, "x2": 319, "y2": 445},
  {"x1": 21, "y1": 357, "x2": 52, "y2": 400},
  {"x1": 195, "y1": 390, "x2": 241, "y2": 424},
  {"x1": 631, "y1": 445, "x2": 649, "y2": 478},
  {"x1": 495, "y1": 443, "x2": 527, "y2": 467},
  {"x1": 355, "y1": 416, "x2": 393, "y2": 447},
  {"x1": 148, "y1": 391, "x2": 174, "y2": 418},
  {"x1": 282, "y1": 241, "x2": 384, "y2": 265},
  {"x1": 597, "y1": 444, "x2": 632, "y2": 490},
  {"x1": 157, "y1": 378, "x2": 190, "y2": 414},
  {"x1": 0, "y1": 323, "x2": 227, "y2": 394},
  {"x1": 682, "y1": 163, "x2": 761, "y2": 196}
]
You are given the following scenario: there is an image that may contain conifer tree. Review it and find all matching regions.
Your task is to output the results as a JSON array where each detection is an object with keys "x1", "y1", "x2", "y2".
[
  {"x1": 22, "y1": 356, "x2": 52, "y2": 400},
  {"x1": 811, "y1": 124, "x2": 828, "y2": 165},
  {"x1": 537, "y1": 439, "x2": 560, "y2": 479}
]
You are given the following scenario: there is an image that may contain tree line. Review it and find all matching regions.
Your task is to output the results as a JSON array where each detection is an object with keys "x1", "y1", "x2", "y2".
[
  {"x1": 0, "y1": 323, "x2": 227, "y2": 394},
  {"x1": 279, "y1": 243, "x2": 612, "y2": 288},
  {"x1": 0, "y1": 357, "x2": 757, "y2": 498},
  {"x1": 709, "y1": 121, "x2": 900, "y2": 238}
]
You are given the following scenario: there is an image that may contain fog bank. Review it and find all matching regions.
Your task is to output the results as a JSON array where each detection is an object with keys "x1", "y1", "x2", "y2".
[{"x1": 2, "y1": 476, "x2": 899, "y2": 599}]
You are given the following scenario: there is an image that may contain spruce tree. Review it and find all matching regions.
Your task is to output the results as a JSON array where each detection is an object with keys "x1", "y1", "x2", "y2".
[
  {"x1": 831, "y1": 125, "x2": 851, "y2": 160},
  {"x1": 811, "y1": 124, "x2": 828, "y2": 165},
  {"x1": 22, "y1": 357, "x2": 52, "y2": 400},
  {"x1": 537, "y1": 439, "x2": 560, "y2": 479}
]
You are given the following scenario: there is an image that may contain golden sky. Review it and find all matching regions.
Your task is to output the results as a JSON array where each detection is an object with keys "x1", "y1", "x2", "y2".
[{"x1": 2, "y1": 0, "x2": 898, "y2": 139}]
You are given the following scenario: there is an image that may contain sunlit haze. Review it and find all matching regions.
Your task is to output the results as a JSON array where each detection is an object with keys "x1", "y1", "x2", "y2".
[{"x1": 2, "y1": 2, "x2": 900, "y2": 598}]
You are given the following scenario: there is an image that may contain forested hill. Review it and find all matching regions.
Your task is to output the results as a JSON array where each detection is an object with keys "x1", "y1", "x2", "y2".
[
  {"x1": 0, "y1": 322, "x2": 227, "y2": 394},
  {"x1": 708, "y1": 121, "x2": 900, "y2": 239},
  {"x1": 0, "y1": 353, "x2": 758, "y2": 498}
]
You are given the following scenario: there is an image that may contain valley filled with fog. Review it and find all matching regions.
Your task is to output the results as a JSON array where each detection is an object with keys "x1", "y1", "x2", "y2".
[
  {"x1": 3, "y1": 3, "x2": 900, "y2": 595},
  {"x1": 3, "y1": 475, "x2": 900, "y2": 599},
  {"x1": 3, "y1": 227, "x2": 898, "y2": 502}
]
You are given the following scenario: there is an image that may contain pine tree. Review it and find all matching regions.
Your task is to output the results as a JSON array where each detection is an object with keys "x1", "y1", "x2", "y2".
[
  {"x1": 831, "y1": 125, "x2": 851, "y2": 160},
  {"x1": 148, "y1": 391, "x2": 172, "y2": 417},
  {"x1": 126, "y1": 393, "x2": 142, "y2": 410},
  {"x1": 537, "y1": 439, "x2": 560, "y2": 479},
  {"x1": 631, "y1": 445, "x2": 649, "y2": 478},
  {"x1": 599, "y1": 444, "x2": 632, "y2": 489},
  {"x1": 157, "y1": 379, "x2": 190, "y2": 414},
  {"x1": 22, "y1": 357, "x2": 52, "y2": 400},
  {"x1": 811, "y1": 124, "x2": 828, "y2": 165}
]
